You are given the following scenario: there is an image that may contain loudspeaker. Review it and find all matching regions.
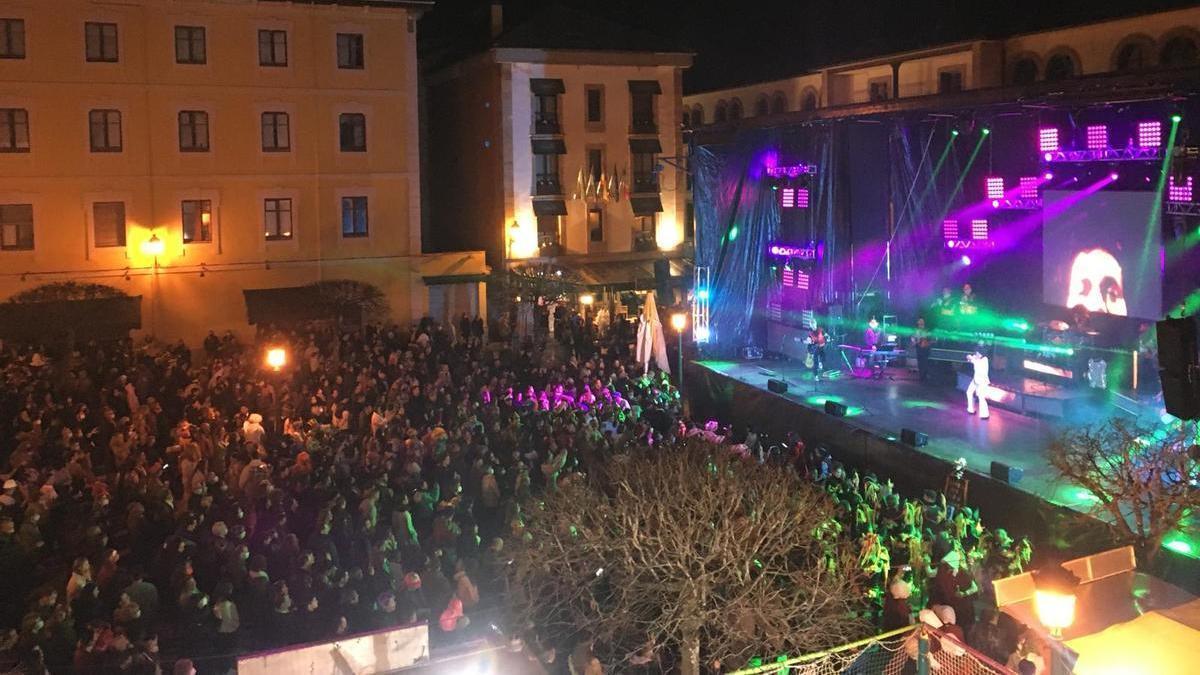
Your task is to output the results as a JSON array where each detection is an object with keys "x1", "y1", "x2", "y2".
[
  {"x1": 824, "y1": 400, "x2": 847, "y2": 417},
  {"x1": 900, "y1": 428, "x2": 928, "y2": 447},
  {"x1": 1157, "y1": 317, "x2": 1198, "y2": 374},
  {"x1": 654, "y1": 258, "x2": 672, "y2": 303},
  {"x1": 767, "y1": 378, "x2": 789, "y2": 394},
  {"x1": 989, "y1": 461, "x2": 1023, "y2": 484}
]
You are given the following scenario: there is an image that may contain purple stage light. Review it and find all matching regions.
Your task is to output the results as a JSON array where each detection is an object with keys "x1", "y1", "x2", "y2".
[
  {"x1": 1109, "y1": 171, "x2": 1119, "y2": 181},
  {"x1": 1086, "y1": 125, "x2": 1108, "y2": 150},
  {"x1": 1043, "y1": 152, "x2": 1054, "y2": 162},
  {"x1": 780, "y1": 187, "x2": 809, "y2": 209},
  {"x1": 767, "y1": 241, "x2": 821, "y2": 259},
  {"x1": 991, "y1": 199, "x2": 1000, "y2": 208},
  {"x1": 1038, "y1": 127, "x2": 1059, "y2": 152},
  {"x1": 1169, "y1": 176, "x2": 1194, "y2": 202},
  {"x1": 985, "y1": 176, "x2": 1004, "y2": 199},
  {"x1": 942, "y1": 219, "x2": 959, "y2": 240},
  {"x1": 1020, "y1": 177, "x2": 1041, "y2": 199},
  {"x1": 1043, "y1": 171, "x2": 1054, "y2": 180},
  {"x1": 961, "y1": 255, "x2": 972, "y2": 266},
  {"x1": 971, "y1": 219, "x2": 989, "y2": 240},
  {"x1": 1136, "y1": 121, "x2": 1162, "y2": 148},
  {"x1": 765, "y1": 163, "x2": 818, "y2": 178}
]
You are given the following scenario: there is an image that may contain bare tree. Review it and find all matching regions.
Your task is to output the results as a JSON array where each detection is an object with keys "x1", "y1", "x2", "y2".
[
  {"x1": 505, "y1": 441, "x2": 869, "y2": 675},
  {"x1": 1047, "y1": 419, "x2": 1199, "y2": 562}
]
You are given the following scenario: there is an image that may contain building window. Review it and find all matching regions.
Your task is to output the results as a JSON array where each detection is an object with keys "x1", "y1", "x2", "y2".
[
  {"x1": 1011, "y1": 57, "x2": 1037, "y2": 84},
  {"x1": 587, "y1": 147, "x2": 603, "y2": 184},
  {"x1": 632, "y1": 152, "x2": 656, "y2": 193},
  {"x1": 337, "y1": 33, "x2": 364, "y2": 69},
  {"x1": 0, "y1": 18, "x2": 25, "y2": 59},
  {"x1": 536, "y1": 214, "x2": 560, "y2": 249},
  {"x1": 534, "y1": 153, "x2": 561, "y2": 195},
  {"x1": 1160, "y1": 35, "x2": 1199, "y2": 68},
  {"x1": 88, "y1": 109, "x2": 122, "y2": 152},
  {"x1": 1113, "y1": 41, "x2": 1148, "y2": 71},
  {"x1": 754, "y1": 94, "x2": 769, "y2": 117},
  {"x1": 938, "y1": 69, "x2": 964, "y2": 93},
  {"x1": 0, "y1": 108, "x2": 30, "y2": 152},
  {"x1": 868, "y1": 79, "x2": 890, "y2": 102},
  {"x1": 92, "y1": 201, "x2": 126, "y2": 248},
  {"x1": 692, "y1": 105, "x2": 704, "y2": 126},
  {"x1": 261, "y1": 112, "x2": 290, "y2": 151},
  {"x1": 533, "y1": 93, "x2": 559, "y2": 134},
  {"x1": 338, "y1": 113, "x2": 366, "y2": 152},
  {"x1": 85, "y1": 22, "x2": 119, "y2": 62},
  {"x1": 264, "y1": 197, "x2": 292, "y2": 240},
  {"x1": 685, "y1": 202, "x2": 695, "y2": 241},
  {"x1": 771, "y1": 92, "x2": 787, "y2": 114},
  {"x1": 585, "y1": 86, "x2": 603, "y2": 125},
  {"x1": 181, "y1": 199, "x2": 212, "y2": 243},
  {"x1": 1044, "y1": 53, "x2": 1076, "y2": 81},
  {"x1": 714, "y1": 100, "x2": 727, "y2": 123},
  {"x1": 636, "y1": 214, "x2": 655, "y2": 234},
  {"x1": 801, "y1": 90, "x2": 818, "y2": 111},
  {"x1": 631, "y1": 91, "x2": 656, "y2": 132},
  {"x1": 258, "y1": 29, "x2": 287, "y2": 66},
  {"x1": 587, "y1": 208, "x2": 603, "y2": 243},
  {"x1": 174, "y1": 25, "x2": 206, "y2": 64},
  {"x1": 0, "y1": 203, "x2": 33, "y2": 251},
  {"x1": 341, "y1": 196, "x2": 368, "y2": 237},
  {"x1": 728, "y1": 98, "x2": 743, "y2": 120},
  {"x1": 178, "y1": 110, "x2": 209, "y2": 152}
]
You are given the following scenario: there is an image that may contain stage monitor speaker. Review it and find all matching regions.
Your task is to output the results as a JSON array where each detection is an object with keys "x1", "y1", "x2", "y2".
[
  {"x1": 900, "y1": 428, "x2": 928, "y2": 447},
  {"x1": 767, "y1": 378, "x2": 789, "y2": 394},
  {"x1": 990, "y1": 461, "x2": 1023, "y2": 484},
  {"x1": 825, "y1": 400, "x2": 847, "y2": 417}
]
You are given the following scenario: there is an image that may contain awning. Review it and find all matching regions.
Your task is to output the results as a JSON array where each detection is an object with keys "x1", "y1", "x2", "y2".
[
  {"x1": 531, "y1": 138, "x2": 566, "y2": 154},
  {"x1": 629, "y1": 138, "x2": 662, "y2": 153},
  {"x1": 530, "y1": 78, "x2": 565, "y2": 95},
  {"x1": 532, "y1": 199, "x2": 567, "y2": 216},
  {"x1": 0, "y1": 295, "x2": 141, "y2": 341},
  {"x1": 628, "y1": 80, "x2": 662, "y2": 94},
  {"x1": 630, "y1": 195, "x2": 663, "y2": 215}
]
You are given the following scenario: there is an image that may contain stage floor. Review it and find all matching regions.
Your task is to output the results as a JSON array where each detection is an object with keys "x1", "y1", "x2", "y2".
[{"x1": 694, "y1": 359, "x2": 1197, "y2": 558}]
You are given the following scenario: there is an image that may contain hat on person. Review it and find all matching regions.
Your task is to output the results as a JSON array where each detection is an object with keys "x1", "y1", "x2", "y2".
[{"x1": 2, "y1": 479, "x2": 16, "y2": 490}]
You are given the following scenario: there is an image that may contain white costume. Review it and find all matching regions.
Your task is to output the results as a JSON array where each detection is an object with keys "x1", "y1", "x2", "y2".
[{"x1": 966, "y1": 353, "x2": 990, "y2": 419}]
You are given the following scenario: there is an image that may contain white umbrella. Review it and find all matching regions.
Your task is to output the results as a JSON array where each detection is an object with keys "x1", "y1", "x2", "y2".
[{"x1": 636, "y1": 291, "x2": 671, "y2": 375}]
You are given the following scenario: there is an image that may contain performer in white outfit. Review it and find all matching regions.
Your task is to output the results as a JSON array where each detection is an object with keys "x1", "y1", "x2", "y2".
[{"x1": 965, "y1": 347, "x2": 990, "y2": 419}]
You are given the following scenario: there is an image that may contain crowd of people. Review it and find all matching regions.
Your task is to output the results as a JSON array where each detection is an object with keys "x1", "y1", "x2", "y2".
[{"x1": 0, "y1": 305, "x2": 1040, "y2": 674}]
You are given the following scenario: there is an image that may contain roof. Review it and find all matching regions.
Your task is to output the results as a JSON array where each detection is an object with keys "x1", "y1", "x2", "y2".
[
  {"x1": 492, "y1": 5, "x2": 691, "y2": 54},
  {"x1": 259, "y1": 0, "x2": 432, "y2": 10}
]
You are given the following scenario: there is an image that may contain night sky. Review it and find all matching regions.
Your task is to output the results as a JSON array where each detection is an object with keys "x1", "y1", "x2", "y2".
[{"x1": 420, "y1": 0, "x2": 1200, "y2": 92}]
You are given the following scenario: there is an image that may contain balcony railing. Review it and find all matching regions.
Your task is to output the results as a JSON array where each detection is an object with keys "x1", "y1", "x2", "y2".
[
  {"x1": 533, "y1": 114, "x2": 561, "y2": 135},
  {"x1": 535, "y1": 177, "x2": 563, "y2": 196},
  {"x1": 633, "y1": 230, "x2": 657, "y2": 251},
  {"x1": 538, "y1": 233, "x2": 562, "y2": 256},
  {"x1": 631, "y1": 117, "x2": 657, "y2": 134},
  {"x1": 632, "y1": 174, "x2": 659, "y2": 193}
]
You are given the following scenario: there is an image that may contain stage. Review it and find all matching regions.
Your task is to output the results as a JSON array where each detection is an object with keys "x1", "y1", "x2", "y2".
[{"x1": 685, "y1": 357, "x2": 1199, "y2": 569}]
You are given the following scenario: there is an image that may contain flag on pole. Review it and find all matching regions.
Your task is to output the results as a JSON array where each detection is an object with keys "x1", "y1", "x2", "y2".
[
  {"x1": 597, "y1": 167, "x2": 608, "y2": 202},
  {"x1": 584, "y1": 171, "x2": 596, "y2": 202},
  {"x1": 573, "y1": 166, "x2": 585, "y2": 201},
  {"x1": 608, "y1": 166, "x2": 619, "y2": 203}
]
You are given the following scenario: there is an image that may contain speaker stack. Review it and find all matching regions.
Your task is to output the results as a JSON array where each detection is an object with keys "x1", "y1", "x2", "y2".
[{"x1": 1156, "y1": 316, "x2": 1200, "y2": 420}]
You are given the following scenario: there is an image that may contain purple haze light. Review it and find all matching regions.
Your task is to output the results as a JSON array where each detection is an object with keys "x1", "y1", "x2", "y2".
[
  {"x1": 961, "y1": 255, "x2": 972, "y2": 266},
  {"x1": 1043, "y1": 152, "x2": 1054, "y2": 162},
  {"x1": 1109, "y1": 171, "x2": 1119, "y2": 181},
  {"x1": 1043, "y1": 171, "x2": 1054, "y2": 180},
  {"x1": 991, "y1": 199, "x2": 1000, "y2": 208}
]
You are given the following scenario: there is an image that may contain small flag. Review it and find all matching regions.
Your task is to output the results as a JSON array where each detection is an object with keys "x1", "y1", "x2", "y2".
[
  {"x1": 573, "y1": 167, "x2": 585, "y2": 201},
  {"x1": 584, "y1": 172, "x2": 596, "y2": 201},
  {"x1": 597, "y1": 168, "x2": 608, "y2": 202}
]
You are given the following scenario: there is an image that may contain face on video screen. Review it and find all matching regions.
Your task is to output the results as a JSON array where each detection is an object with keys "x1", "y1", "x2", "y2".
[{"x1": 1065, "y1": 248, "x2": 1127, "y2": 316}]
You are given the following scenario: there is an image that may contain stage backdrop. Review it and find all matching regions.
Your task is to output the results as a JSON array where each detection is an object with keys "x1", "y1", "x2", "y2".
[{"x1": 1043, "y1": 190, "x2": 1162, "y2": 320}]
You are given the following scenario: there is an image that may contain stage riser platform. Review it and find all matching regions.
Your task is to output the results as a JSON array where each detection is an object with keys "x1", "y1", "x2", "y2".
[{"x1": 954, "y1": 372, "x2": 1097, "y2": 420}]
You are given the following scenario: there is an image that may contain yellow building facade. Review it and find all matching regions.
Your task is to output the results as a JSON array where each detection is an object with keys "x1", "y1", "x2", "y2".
[{"x1": 0, "y1": 0, "x2": 485, "y2": 342}]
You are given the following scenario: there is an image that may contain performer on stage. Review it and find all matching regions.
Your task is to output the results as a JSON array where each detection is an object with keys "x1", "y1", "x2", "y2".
[
  {"x1": 933, "y1": 287, "x2": 957, "y2": 328},
  {"x1": 911, "y1": 317, "x2": 933, "y2": 382},
  {"x1": 958, "y1": 284, "x2": 978, "y2": 318},
  {"x1": 808, "y1": 322, "x2": 828, "y2": 380},
  {"x1": 965, "y1": 345, "x2": 990, "y2": 420},
  {"x1": 864, "y1": 317, "x2": 881, "y2": 351}
]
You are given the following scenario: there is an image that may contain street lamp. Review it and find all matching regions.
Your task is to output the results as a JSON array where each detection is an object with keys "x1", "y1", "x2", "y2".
[
  {"x1": 1033, "y1": 565, "x2": 1081, "y2": 640},
  {"x1": 670, "y1": 312, "x2": 687, "y2": 390},
  {"x1": 265, "y1": 347, "x2": 287, "y2": 372},
  {"x1": 141, "y1": 232, "x2": 165, "y2": 267}
]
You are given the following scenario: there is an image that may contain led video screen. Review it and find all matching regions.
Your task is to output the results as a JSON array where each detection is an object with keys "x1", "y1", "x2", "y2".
[{"x1": 1043, "y1": 190, "x2": 1161, "y2": 320}]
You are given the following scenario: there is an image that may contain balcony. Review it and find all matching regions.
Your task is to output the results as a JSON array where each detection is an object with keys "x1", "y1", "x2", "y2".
[
  {"x1": 633, "y1": 230, "x2": 657, "y2": 252},
  {"x1": 533, "y1": 114, "x2": 561, "y2": 135},
  {"x1": 535, "y1": 176, "x2": 563, "y2": 196},
  {"x1": 631, "y1": 117, "x2": 658, "y2": 134},
  {"x1": 632, "y1": 174, "x2": 659, "y2": 194}
]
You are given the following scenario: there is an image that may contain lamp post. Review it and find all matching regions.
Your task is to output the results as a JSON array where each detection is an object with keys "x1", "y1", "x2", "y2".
[
  {"x1": 140, "y1": 232, "x2": 165, "y2": 335},
  {"x1": 670, "y1": 312, "x2": 687, "y2": 391},
  {"x1": 580, "y1": 293, "x2": 594, "y2": 326},
  {"x1": 265, "y1": 347, "x2": 287, "y2": 372}
]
